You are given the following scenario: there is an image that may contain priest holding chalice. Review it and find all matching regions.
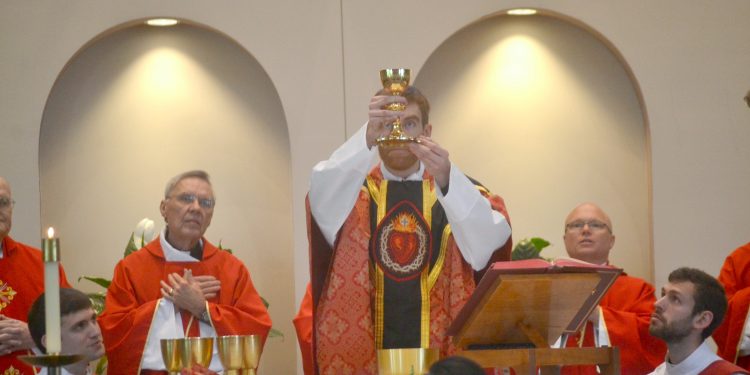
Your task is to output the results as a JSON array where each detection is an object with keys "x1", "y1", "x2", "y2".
[{"x1": 303, "y1": 69, "x2": 514, "y2": 373}]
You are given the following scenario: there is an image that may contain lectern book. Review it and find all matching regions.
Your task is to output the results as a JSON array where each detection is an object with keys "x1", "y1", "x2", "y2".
[{"x1": 448, "y1": 259, "x2": 622, "y2": 349}]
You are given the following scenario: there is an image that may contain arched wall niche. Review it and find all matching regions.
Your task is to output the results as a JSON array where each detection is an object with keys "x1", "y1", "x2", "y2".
[
  {"x1": 38, "y1": 18, "x2": 295, "y2": 373},
  {"x1": 415, "y1": 9, "x2": 653, "y2": 281}
]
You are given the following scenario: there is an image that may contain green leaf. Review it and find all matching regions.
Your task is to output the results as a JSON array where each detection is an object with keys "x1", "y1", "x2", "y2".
[
  {"x1": 530, "y1": 237, "x2": 551, "y2": 252},
  {"x1": 260, "y1": 296, "x2": 269, "y2": 309},
  {"x1": 79, "y1": 276, "x2": 112, "y2": 289},
  {"x1": 217, "y1": 240, "x2": 233, "y2": 254},
  {"x1": 268, "y1": 327, "x2": 285, "y2": 339},
  {"x1": 124, "y1": 232, "x2": 139, "y2": 257}
]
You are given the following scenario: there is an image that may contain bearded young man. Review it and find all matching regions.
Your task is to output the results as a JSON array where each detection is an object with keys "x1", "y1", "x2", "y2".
[
  {"x1": 303, "y1": 86, "x2": 512, "y2": 373},
  {"x1": 648, "y1": 267, "x2": 748, "y2": 374}
]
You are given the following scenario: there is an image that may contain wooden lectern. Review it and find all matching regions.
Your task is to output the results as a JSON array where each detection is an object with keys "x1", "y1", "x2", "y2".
[{"x1": 448, "y1": 259, "x2": 623, "y2": 375}]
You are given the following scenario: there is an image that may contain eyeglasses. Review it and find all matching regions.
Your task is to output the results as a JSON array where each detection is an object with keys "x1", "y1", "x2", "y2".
[
  {"x1": 170, "y1": 194, "x2": 215, "y2": 209},
  {"x1": 566, "y1": 220, "x2": 610, "y2": 233},
  {"x1": 0, "y1": 197, "x2": 14, "y2": 210}
]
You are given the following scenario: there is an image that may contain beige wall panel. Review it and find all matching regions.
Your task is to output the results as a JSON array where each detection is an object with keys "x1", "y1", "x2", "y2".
[{"x1": 415, "y1": 15, "x2": 650, "y2": 280}]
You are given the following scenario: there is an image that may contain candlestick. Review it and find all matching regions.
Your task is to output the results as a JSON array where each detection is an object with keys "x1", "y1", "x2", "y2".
[{"x1": 42, "y1": 227, "x2": 62, "y2": 354}]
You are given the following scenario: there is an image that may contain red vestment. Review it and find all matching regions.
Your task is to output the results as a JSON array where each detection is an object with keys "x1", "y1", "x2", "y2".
[
  {"x1": 99, "y1": 237, "x2": 271, "y2": 375},
  {"x1": 714, "y1": 242, "x2": 750, "y2": 369},
  {"x1": 293, "y1": 284, "x2": 313, "y2": 375},
  {"x1": 701, "y1": 359, "x2": 750, "y2": 374},
  {"x1": 561, "y1": 273, "x2": 666, "y2": 375},
  {"x1": 308, "y1": 168, "x2": 511, "y2": 374},
  {"x1": 0, "y1": 236, "x2": 70, "y2": 375}
]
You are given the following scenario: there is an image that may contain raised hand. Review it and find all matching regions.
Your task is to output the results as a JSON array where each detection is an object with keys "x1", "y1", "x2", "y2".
[{"x1": 408, "y1": 136, "x2": 451, "y2": 191}]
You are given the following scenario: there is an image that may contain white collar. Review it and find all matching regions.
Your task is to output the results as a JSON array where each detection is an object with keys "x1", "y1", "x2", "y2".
[
  {"x1": 380, "y1": 162, "x2": 425, "y2": 181},
  {"x1": 664, "y1": 341, "x2": 721, "y2": 374},
  {"x1": 159, "y1": 228, "x2": 201, "y2": 262}
]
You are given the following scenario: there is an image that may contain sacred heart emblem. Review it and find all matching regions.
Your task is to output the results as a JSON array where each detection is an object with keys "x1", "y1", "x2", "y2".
[
  {"x1": 388, "y1": 231, "x2": 418, "y2": 265},
  {"x1": 373, "y1": 205, "x2": 432, "y2": 281}
]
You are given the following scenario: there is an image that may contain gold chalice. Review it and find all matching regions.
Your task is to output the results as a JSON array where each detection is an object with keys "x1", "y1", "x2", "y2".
[
  {"x1": 181, "y1": 337, "x2": 214, "y2": 369},
  {"x1": 160, "y1": 339, "x2": 185, "y2": 375},
  {"x1": 376, "y1": 68, "x2": 418, "y2": 147},
  {"x1": 217, "y1": 335, "x2": 246, "y2": 375},
  {"x1": 241, "y1": 335, "x2": 263, "y2": 375},
  {"x1": 377, "y1": 348, "x2": 439, "y2": 375}
]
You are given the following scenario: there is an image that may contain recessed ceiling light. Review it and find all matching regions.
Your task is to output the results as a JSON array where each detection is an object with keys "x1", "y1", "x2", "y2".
[
  {"x1": 146, "y1": 18, "x2": 179, "y2": 27},
  {"x1": 507, "y1": 9, "x2": 538, "y2": 16}
]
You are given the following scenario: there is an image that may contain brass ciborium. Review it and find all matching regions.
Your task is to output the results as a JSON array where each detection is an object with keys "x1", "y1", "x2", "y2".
[
  {"x1": 160, "y1": 339, "x2": 185, "y2": 375},
  {"x1": 181, "y1": 337, "x2": 214, "y2": 369},
  {"x1": 217, "y1": 335, "x2": 246, "y2": 375},
  {"x1": 241, "y1": 334, "x2": 263, "y2": 375},
  {"x1": 376, "y1": 68, "x2": 417, "y2": 147},
  {"x1": 377, "y1": 348, "x2": 439, "y2": 375}
]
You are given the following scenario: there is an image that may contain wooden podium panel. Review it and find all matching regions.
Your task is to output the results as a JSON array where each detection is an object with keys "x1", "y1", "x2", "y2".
[
  {"x1": 448, "y1": 260, "x2": 622, "y2": 374},
  {"x1": 452, "y1": 273, "x2": 601, "y2": 348}
]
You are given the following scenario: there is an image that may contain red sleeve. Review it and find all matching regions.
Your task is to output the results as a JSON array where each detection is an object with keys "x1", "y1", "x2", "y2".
[
  {"x1": 293, "y1": 284, "x2": 314, "y2": 375},
  {"x1": 209, "y1": 254, "x2": 272, "y2": 341},
  {"x1": 600, "y1": 276, "x2": 666, "y2": 374},
  {"x1": 99, "y1": 259, "x2": 160, "y2": 375},
  {"x1": 475, "y1": 193, "x2": 512, "y2": 283},
  {"x1": 715, "y1": 244, "x2": 750, "y2": 365}
]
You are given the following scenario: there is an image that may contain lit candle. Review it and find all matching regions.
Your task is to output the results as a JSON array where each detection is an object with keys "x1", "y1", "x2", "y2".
[{"x1": 41, "y1": 227, "x2": 62, "y2": 354}]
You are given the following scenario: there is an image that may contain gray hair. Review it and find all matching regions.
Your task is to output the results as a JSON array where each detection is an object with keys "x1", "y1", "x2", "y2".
[{"x1": 164, "y1": 170, "x2": 211, "y2": 198}]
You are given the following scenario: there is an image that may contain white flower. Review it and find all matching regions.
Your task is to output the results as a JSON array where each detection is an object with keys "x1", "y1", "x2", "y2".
[{"x1": 133, "y1": 218, "x2": 156, "y2": 248}]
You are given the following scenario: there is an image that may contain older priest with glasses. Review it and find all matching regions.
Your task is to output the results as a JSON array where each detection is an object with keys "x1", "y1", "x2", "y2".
[
  {"x1": 0, "y1": 177, "x2": 71, "y2": 375},
  {"x1": 99, "y1": 170, "x2": 271, "y2": 375},
  {"x1": 556, "y1": 203, "x2": 666, "y2": 375}
]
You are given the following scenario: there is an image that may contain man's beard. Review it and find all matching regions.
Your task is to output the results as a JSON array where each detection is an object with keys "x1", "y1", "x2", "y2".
[
  {"x1": 379, "y1": 145, "x2": 418, "y2": 173},
  {"x1": 649, "y1": 314, "x2": 692, "y2": 342}
]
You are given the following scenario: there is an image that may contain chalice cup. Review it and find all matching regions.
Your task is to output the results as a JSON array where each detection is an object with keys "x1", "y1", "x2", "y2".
[
  {"x1": 376, "y1": 68, "x2": 417, "y2": 147},
  {"x1": 182, "y1": 337, "x2": 214, "y2": 369},
  {"x1": 217, "y1": 335, "x2": 245, "y2": 375},
  {"x1": 377, "y1": 348, "x2": 439, "y2": 375},
  {"x1": 160, "y1": 338, "x2": 185, "y2": 375},
  {"x1": 241, "y1": 334, "x2": 263, "y2": 375}
]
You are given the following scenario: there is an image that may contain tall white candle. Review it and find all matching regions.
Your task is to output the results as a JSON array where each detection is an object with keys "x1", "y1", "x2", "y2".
[{"x1": 42, "y1": 227, "x2": 62, "y2": 354}]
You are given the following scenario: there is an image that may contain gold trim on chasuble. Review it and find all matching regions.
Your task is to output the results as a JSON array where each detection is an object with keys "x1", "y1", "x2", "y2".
[
  {"x1": 366, "y1": 176, "x2": 449, "y2": 349},
  {"x1": 0, "y1": 279, "x2": 17, "y2": 313}
]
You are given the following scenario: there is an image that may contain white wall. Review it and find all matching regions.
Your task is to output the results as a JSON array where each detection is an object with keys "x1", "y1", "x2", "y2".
[
  {"x1": 416, "y1": 14, "x2": 650, "y2": 280},
  {"x1": 2, "y1": 1, "x2": 750, "y2": 373}
]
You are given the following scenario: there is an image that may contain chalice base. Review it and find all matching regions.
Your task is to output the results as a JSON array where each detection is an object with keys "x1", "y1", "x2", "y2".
[{"x1": 376, "y1": 135, "x2": 420, "y2": 147}]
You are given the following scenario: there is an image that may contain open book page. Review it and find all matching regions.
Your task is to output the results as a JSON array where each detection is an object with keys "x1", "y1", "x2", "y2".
[{"x1": 490, "y1": 257, "x2": 619, "y2": 273}]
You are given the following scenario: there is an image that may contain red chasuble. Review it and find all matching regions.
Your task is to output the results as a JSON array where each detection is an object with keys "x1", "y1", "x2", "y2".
[
  {"x1": 715, "y1": 242, "x2": 750, "y2": 369},
  {"x1": 99, "y1": 237, "x2": 271, "y2": 375},
  {"x1": 308, "y1": 167, "x2": 511, "y2": 374},
  {"x1": 0, "y1": 236, "x2": 71, "y2": 375},
  {"x1": 561, "y1": 273, "x2": 666, "y2": 375}
]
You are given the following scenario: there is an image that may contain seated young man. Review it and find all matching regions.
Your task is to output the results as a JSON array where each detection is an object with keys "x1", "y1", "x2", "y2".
[
  {"x1": 27, "y1": 288, "x2": 105, "y2": 375},
  {"x1": 648, "y1": 267, "x2": 749, "y2": 374}
]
